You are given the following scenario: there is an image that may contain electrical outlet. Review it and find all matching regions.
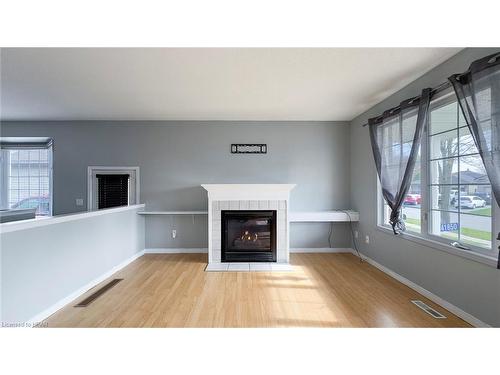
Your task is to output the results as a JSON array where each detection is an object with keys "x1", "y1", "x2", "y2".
[
  {"x1": 354, "y1": 230, "x2": 359, "y2": 239},
  {"x1": 172, "y1": 229, "x2": 177, "y2": 239},
  {"x1": 365, "y1": 235, "x2": 370, "y2": 244},
  {"x1": 76, "y1": 198, "x2": 84, "y2": 206}
]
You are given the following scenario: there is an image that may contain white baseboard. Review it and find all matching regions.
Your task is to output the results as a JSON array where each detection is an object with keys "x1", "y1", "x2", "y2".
[
  {"x1": 353, "y1": 250, "x2": 490, "y2": 328},
  {"x1": 290, "y1": 247, "x2": 353, "y2": 253},
  {"x1": 145, "y1": 248, "x2": 352, "y2": 254},
  {"x1": 28, "y1": 250, "x2": 146, "y2": 325},
  {"x1": 144, "y1": 248, "x2": 208, "y2": 254}
]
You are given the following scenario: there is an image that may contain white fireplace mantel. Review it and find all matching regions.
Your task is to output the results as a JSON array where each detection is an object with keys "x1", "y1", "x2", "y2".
[
  {"x1": 201, "y1": 184, "x2": 296, "y2": 201},
  {"x1": 201, "y1": 184, "x2": 296, "y2": 270}
]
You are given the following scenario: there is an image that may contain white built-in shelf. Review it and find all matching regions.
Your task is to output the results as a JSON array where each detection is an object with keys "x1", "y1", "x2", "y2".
[
  {"x1": 289, "y1": 210, "x2": 359, "y2": 222},
  {"x1": 137, "y1": 209, "x2": 359, "y2": 222},
  {"x1": 137, "y1": 211, "x2": 208, "y2": 215}
]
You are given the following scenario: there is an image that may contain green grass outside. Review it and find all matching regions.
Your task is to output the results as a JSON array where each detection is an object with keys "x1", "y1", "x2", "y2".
[
  {"x1": 460, "y1": 227, "x2": 492, "y2": 241},
  {"x1": 467, "y1": 207, "x2": 492, "y2": 217},
  {"x1": 405, "y1": 218, "x2": 420, "y2": 226}
]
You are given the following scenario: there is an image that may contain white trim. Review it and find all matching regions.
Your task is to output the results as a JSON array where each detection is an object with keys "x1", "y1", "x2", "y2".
[
  {"x1": 27, "y1": 250, "x2": 146, "y2": 324},
  {"x1": 205, "y1": 262, "x2": 294, "y2": 272},
  {"x1": 201, "y1": 184, "x2": 296, "y2": 201},
  {"x1": 144, "y1": 248, "x2": 354, "y2": 254},
  {"x1": 144, "y1": 248, "x2": 208, "y2": 254},
  {"x1": 0, "y1": 204, "x2": 145, "y2": 234},
  {"x1": 353, "y1": 250, "x2": 491, "y2": 328},
  {"x1": 87, "y1": 166, "x2": 140, "y2": 211},
  {"x1": 290, "y1": 247, "x2": 354, "y2": 253}
]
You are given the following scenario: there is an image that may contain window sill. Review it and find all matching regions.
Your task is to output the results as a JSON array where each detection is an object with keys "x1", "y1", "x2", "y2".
[{"x1": 376, "y1": 225, "x2": 498, "y2": 268}]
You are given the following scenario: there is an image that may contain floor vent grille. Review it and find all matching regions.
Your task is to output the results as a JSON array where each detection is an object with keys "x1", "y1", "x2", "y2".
[
  {"x1": 411, "y1": 300, "x2": 446, "y2": 319},
  {"x1": 75, "y1": 279, "x2": 123, "y2": 307}
]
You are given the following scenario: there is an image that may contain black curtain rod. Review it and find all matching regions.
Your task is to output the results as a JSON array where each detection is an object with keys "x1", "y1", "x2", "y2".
[{"x1": 361, "y1": 80, "x2": 451, "y2": 127}]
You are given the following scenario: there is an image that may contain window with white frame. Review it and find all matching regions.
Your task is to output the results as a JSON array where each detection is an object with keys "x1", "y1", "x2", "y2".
[
  {"x1": 87, "y1": 166, "x2": 139, "y2": 211},
  {"x1": 379, "y1": 90, "x2": 496, "y2": 257},
  {"x1": 0, "y1": 139, "x2": 53, "y2": 216}
]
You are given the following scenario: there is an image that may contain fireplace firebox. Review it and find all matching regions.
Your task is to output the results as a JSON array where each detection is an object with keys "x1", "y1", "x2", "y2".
[{"x1": 221, "y1": 210, "x2": 277, "y2": 262}]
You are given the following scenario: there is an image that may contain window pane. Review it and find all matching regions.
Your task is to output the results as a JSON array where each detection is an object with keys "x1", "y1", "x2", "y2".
[
  {"x1": 458, "y1": 126, "x2": 479, "y2": 156},
  {"x1": 430, "y1": 158, "x2": 457, "y2": 185},
  {"x1": 10, "y1": 190, "x2": 18, "y2": 202},
  {"x1": 40, "y1": 163, "x2": 49, "y2": 176},
  {"x1": 459, "y1": 155, "x2": 489, "y2": 185},
  {"x1": 430, "y1": 101, "x2": 458, "y2": 135},
  {"x1": 430, "y1": 128, "x2": 458, "y2": 160},
  {"x1": 29, "y1": 149, "x2": 39, "y2": 160},
  {"x1": 19, "y1": 190, "x2": 29, "y2": 200},
  {"x1": 18, "y1": 165, "x2": 29, "y2": 176},
  {"x1": 402, "y1": 205, "x2": 420, "y2": 233},
  {"x1": 460, "y1": 213, "x2": 491, "y2": 250},
  {"x1": 10, "y1": 178, "x2": 19, "y2": 190},
  {"x1": 430, "y1": 210, "x2": 459, "y2": 241},
  {"x1": 19, "y1": 150, "x2": 29, "y2": 161},
  {"x1": 18, "y1": 177, "x2": 29, "y2": 189},
  {"x1": 462, "y1": 185, "x2": 493, "y2": 212},
  {"x1": 6, "y1": 147, "x2": 52, "y2": 216},
  {"x1": 402, "y1": 146, "x2": 421, "y2": 233},
  {"x1": 428, "y1": 95, "x2": 493, "y2": 252},
  {"x1": 40, "y1": 177, "x2": 49, "y2": 190},
  {"x1": 457, "y1": 185, "x2": 491, "y2": 209},
  {"x1": 430, "y1": 185, "x2": 459, "y2": 212},
  {"x1": 40, "y1": 149, "x2": 48, "y2": 160},
  {"x1": 10, "y1": 150, "x2": 18, "y2": 162}
]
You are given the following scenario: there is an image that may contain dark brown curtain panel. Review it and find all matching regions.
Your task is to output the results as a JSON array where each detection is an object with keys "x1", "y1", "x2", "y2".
[
  {"x1": 449, "y1": 52, "x2": 500, "y2": 268},
  {"x1": 369, "y1": 88, "x2": 431, "y2": 234}
]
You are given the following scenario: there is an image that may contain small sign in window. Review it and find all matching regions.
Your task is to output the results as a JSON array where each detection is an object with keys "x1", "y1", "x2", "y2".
[{"x1": 441, "y1": 223, "x2": 459, "y2": 232}]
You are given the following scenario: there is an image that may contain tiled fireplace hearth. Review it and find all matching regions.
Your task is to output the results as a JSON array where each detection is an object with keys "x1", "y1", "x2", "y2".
[{"x1": 201, "y1": 184, "x2": 295, "y2": 271}]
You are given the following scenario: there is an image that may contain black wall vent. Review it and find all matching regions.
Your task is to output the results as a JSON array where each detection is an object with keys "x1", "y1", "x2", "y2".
[{"x1": 74, "y1": 279, "x2": 123, "y2": 307}]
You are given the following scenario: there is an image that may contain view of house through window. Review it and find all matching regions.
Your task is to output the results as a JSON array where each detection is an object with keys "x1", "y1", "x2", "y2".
[
  {"x1": 380, "y1": 92, "x2": 493, "y2": 253},
  {"x1": 0, "y1": 145, "x2": 52, "y2": 216},
  {"x1": 429, "y1": 97, "x2": 491, "y2": 250}
]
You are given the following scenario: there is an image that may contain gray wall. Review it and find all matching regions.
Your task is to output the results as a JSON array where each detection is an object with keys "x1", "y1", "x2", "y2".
[
  {"x1": 0, "y1": 121, "x2": 352, "y2": 249},
  {"x1": 1, "y1": 206, "x2": 145, "y2": 323},
  {"x1": 350, "y1": 48, "x2": 500, "y2": 327}
]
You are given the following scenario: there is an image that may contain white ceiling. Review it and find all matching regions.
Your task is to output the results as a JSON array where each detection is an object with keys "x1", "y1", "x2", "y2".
[{"x1": 0, "y1": 48, "x2": 462, "y2": 122}]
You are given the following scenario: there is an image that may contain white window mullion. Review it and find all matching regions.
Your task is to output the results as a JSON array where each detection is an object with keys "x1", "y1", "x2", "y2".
[{"x1": 421, "y1": 121, "x2": 430, "y2": 239}]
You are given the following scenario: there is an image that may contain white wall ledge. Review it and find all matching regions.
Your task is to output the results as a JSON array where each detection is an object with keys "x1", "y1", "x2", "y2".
[
  {"x1": 0, "y1": 204, "x2": 145, "y2": 234},
  {"x1": 290, "y1": 210, "x2": 359, "y2": 222}
]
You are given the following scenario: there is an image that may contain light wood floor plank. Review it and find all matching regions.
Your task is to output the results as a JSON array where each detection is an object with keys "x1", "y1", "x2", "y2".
[{"x1": 43, "y1": 253, "x2": 471, "y2": 328}]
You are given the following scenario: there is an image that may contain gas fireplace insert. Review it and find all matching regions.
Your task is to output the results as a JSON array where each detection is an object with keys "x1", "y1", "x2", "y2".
[{"x1": 221, "y1": 210, "x2": 277, "y2": 262}]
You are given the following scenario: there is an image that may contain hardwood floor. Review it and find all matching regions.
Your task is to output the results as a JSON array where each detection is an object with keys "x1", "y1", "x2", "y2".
[{"x1": 44, "y1": 253, "x2": 471, "y2": 327}]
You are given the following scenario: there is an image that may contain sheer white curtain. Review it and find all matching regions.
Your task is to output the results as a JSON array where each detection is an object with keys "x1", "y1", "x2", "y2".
[{"x1": 369, "y1": 88, "x2": 431, "y2": 234}]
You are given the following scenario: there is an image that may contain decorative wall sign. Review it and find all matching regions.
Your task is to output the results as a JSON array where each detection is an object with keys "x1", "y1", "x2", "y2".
[{"x1": 231, "y1": 144, "x2": 267, "y2": 154}]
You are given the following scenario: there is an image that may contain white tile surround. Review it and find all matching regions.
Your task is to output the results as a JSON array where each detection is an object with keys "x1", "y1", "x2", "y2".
[{"x1": 201, "y1": 184, "x2": 296, "y2": 272}]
